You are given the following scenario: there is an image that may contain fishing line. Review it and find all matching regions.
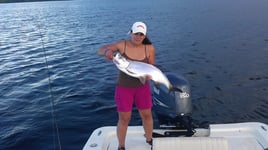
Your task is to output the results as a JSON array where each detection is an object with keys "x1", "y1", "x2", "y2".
[{"x1": 37, "y1": 23, "x2": 62, "y2": 150}]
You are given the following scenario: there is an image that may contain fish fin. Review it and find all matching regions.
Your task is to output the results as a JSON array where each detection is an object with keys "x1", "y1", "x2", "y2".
[
  {"x1": 140, "y1": 75, "x2": 152, "y2": 84},
  {"x1": 139, "y1": 76, "x2": 146, "y2": 84}
]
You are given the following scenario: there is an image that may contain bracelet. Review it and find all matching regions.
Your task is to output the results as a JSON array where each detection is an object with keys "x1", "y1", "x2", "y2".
[{"x1": 103, "y1": 49, "x2": 111, "y2": 56}]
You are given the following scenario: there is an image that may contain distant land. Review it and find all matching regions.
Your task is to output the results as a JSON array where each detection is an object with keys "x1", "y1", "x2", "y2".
[{"x1": 0, "y1": 0, "x2": 66, "y2": 3}]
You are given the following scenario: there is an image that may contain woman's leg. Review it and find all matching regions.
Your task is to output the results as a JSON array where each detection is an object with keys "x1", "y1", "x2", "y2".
[
  {"x1": 117, "y1": 111, "x2": 132, "y2": 148},
  {"x1": 138, "y1": 108, "x2": 153, "y2": 143}
]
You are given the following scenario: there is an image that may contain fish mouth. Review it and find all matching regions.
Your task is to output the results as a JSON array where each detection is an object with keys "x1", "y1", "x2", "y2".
[{"x1": 113, "y1": 53, "x2": 131, "y2": 69}]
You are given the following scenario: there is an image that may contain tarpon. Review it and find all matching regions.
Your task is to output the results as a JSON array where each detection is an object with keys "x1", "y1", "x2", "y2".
[{"x1": 112, "y1": 53, "x2": 182, "y2": 92}]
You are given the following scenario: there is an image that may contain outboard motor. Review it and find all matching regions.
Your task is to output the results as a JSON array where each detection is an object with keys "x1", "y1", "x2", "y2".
[{"x1": 151, "y1": 72, "x2": 195, "y2": 136}]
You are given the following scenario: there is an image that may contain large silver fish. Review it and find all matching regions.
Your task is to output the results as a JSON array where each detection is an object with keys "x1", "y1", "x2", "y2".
[{"x1": 112, "y1": 53, "x2": 182, "y2": 92}]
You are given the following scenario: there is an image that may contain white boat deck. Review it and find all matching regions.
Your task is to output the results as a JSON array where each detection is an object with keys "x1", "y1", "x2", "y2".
[
  {"x1": 83, "y1": 122, "x2": 268, "y2": 150},
  {"x1": 153, "y1": 136, "x2": 261, "y2": 150}
]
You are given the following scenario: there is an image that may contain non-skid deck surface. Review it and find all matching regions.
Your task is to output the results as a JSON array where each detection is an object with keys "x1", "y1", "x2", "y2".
[
  {"x1": 153, "y1": 136, "x2": 263, "y2": 150},
  {"x1": 153, "y1": 137, "x2": 228, "y2": 150}
]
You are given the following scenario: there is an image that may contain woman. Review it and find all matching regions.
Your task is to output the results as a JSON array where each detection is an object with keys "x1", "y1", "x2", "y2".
[{"x1": 97, "y1": 21, "x2": 155, "y2": 150}]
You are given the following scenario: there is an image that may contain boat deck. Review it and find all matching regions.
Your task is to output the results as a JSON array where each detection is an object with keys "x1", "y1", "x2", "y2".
[{"x1": 83, "y1": 122, "x2": 268, "y2": 150}]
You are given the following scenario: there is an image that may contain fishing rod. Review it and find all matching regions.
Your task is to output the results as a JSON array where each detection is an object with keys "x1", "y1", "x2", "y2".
[{"x1": 37, "y1": 23, "x2": 62, "y2": 150}]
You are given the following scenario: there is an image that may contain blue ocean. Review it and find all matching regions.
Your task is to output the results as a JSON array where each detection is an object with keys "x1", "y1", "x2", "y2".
[{"x1": 1, "y1": 0, "x2": 268, "y2": 149}]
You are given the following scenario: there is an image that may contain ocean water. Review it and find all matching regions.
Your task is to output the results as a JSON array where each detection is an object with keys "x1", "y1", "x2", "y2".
[{"x1": 0, "y1": 0, "x2": 268, "y2": 149}]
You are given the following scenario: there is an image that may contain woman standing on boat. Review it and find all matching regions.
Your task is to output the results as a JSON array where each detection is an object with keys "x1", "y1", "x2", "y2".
[{"x1": 97, "y1": 21, "x2": 155, "y2": 150}]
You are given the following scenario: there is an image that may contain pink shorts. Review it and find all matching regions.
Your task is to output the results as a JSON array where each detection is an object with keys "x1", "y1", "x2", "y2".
[{"x1": 115, "y1": 83, "x2": 152, "y2": 112}]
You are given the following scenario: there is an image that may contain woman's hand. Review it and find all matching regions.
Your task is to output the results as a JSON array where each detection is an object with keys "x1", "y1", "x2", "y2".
[
  {"x1": 104, "y1": 49, "x2": 113, "y2": 61},
  {"x1": 145, "y1": 75, "x2": 152, "y2": 81}
]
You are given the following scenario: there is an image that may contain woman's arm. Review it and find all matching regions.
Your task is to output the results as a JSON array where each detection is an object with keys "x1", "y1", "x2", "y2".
[{"x1": 97, "y1": 41, "x2": 124, "y2": 60}]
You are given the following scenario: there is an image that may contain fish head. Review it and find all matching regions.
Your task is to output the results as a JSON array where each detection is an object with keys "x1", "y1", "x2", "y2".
[{"x1": 113, "y1": 53, "x2": 130, "y2": 69}]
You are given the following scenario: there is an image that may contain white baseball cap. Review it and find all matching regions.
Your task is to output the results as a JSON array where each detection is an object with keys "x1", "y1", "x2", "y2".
[{"x1": 131, "y1": 22, "x2": 147, "y2": 35}]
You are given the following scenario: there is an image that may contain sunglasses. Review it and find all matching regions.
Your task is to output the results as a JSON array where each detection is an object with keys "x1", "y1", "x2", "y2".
[{"x1": 133, "y1": 33, "x2": 145, "y2": 36}]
